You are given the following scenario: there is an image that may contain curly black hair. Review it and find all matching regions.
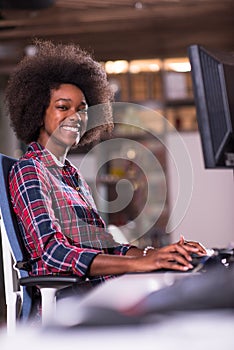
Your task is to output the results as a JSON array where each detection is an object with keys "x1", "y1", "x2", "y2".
[{"x1": 5, "y1": 39, "x2": 114, "y2": 146}]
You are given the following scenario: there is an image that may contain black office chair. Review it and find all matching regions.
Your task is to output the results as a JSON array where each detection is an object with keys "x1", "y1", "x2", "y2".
[{"x1": 0, "y1": 153, "x2": 80, "y2": 333}]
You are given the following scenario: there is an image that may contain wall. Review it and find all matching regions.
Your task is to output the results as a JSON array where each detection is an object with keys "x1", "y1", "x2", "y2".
[{"x1": 167, "y1": 131, "x2": 234, "y2": 248}]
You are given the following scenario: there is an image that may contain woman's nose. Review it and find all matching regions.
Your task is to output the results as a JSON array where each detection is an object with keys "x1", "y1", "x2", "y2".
[{"x1": 68, "y1": 112, "x2": 81, "y2": 122}]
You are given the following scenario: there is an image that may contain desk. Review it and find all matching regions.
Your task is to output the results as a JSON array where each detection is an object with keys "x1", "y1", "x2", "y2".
[
  {"x1": 77, "y1": 272, "x2": 191, "y2": 309},
  {"x1": 56, "y1": 267, "x2": 234, "y2": 326},
  {"x1": 1, "y1": 271, "x2": 234, "y2": 349},
  {"x1": 1, "y1": 311, "x2": 234, "y2": 349},
  {"x1": 55, "y1": 271, "x2": 196, "y2": 326}
]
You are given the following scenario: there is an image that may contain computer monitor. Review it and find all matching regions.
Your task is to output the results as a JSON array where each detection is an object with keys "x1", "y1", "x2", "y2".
[{"x1": 188, "y1": 44, "x2": 234, "y2": 169}]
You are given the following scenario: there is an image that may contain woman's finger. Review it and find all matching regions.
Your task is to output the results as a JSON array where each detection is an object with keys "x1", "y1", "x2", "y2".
[
  {"x1": 177, "y1": 235, "x2": 207, "y2": 255},
  {"x1": 172, "y1": 242, "x2": 197, "y2": 260},
  {"x1": 178, "y1": 234, "x2": 185, "y2": 245},
  {"x1": 184, "y1": 241, "x2": 207, "y2": 255},
  {"x1": 155, "y1": 251, "x2": 193, "y2": 271},
  {"x1": 168, "y1": 252, "x2": 193, "y2": 269}
]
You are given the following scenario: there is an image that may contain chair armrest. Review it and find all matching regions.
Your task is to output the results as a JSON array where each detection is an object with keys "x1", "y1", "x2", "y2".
[
  {"x1": 19, "y1": 275, "x2": 81, "y2": 289},
  {"x1": 19, "y1": 276, "x2": 81, "y2": 326}
]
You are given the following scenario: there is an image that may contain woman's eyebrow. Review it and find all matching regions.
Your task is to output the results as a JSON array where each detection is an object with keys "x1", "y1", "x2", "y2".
[
  {"x1": 54, "y1": 98, "x2": 87, "y2": 107},
  {"x1": 55, "y1": 98, "x2": 71, "y2": 102}
]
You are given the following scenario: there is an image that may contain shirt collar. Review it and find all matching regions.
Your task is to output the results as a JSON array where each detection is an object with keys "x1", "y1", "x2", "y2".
[
  {"x1": 46, "y1": 149, "x2": 64, "y2": 168},
  {"x1": 26, "y1": 142, "x2": 75, "y2": 173}
]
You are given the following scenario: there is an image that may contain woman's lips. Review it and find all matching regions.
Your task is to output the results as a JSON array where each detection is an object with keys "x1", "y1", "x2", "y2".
[{"x1": 61, "y1": 125, "x2": 80, "y2": 133}]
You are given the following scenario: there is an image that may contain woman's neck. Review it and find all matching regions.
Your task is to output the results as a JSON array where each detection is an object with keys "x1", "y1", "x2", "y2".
[{"x1": 37, "y1": 138, "x2": 69, "y2": 164}]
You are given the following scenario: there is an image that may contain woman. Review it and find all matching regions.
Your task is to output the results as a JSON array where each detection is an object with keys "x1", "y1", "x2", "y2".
[{"x1": 5, "y1": 40, "x2": 206, "y2": 291}]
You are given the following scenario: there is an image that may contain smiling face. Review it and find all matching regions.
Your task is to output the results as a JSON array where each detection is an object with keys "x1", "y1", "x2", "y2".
[{"x1": 38, "y1": 83, "x2": 88, "y2": 158}]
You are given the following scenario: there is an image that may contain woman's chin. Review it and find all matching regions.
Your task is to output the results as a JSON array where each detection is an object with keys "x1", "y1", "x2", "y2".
[{"x1": 62, "y1": 134, "x2": 81, "y2": 148}]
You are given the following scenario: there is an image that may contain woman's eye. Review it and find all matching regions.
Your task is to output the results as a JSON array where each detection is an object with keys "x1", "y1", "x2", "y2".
[
  {"x1": 77, "y1": 109, "x2": 88, "y2": 116},
  {"x1": 57, "y1": 105, "x2": 68, "y2": 111}
]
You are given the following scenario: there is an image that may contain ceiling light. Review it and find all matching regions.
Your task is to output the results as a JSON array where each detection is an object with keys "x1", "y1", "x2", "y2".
[
  {"x1": 164, "y1": 58, "x2": 191, "y2": 72},
  {"x1": 129, "y1": 59, "x2": 161, "y2": 73},
  {"x1": 105, "y1": 60, "x2": 129, "y2": 74}
]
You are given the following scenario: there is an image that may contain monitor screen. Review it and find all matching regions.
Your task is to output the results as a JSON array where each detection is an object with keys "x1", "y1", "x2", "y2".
[{"x1": 188, "y1": 44, "x2": 234, "y2": 169}]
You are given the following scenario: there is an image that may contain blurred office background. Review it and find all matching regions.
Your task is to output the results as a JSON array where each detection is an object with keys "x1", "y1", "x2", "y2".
[{"x1": 0, "y1": 0, "x2": 234, "y2": 325}]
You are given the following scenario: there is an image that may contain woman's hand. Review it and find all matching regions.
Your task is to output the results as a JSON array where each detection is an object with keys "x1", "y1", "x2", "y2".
[
  {"x1": 133, "y1": 237, "x2": 207, "y2": 273},
  {"x1": 178, "y1": 234, "x2": 207, "y2": 255}
]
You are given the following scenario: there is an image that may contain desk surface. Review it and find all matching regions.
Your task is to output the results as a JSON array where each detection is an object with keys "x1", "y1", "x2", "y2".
[
  {"x1": 56, "y1": 271, "x2": 197, "y2": 326},
  {"x1": 82, "y1": 271, "x2": 192, "y2": 310},
  {"x1": 1, "y1": 271, "x2": 234, "y2": 349},
  {"x1": 1, "y1": 310, "x2": 234, "y2": 350}
]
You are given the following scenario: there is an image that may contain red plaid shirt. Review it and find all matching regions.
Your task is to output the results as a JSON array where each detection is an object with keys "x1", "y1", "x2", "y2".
[{"x1": 9, "y1": 142, "x2": 131, "y2": 285}]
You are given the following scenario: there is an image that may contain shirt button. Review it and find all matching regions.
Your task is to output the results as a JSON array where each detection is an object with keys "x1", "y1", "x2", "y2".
[{"x1": 76, "y1": 186, "x2": 80, "y2": 191}]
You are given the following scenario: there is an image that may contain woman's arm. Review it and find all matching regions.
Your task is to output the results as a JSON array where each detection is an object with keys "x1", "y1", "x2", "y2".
[{"x1": 89, "y1": 238, "x2": 207, "y2": 276}]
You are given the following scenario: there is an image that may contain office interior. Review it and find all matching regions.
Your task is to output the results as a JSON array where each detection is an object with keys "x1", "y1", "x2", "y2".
[{"x1": 0, "y1": 0, "x2": 234, "y2": 345}]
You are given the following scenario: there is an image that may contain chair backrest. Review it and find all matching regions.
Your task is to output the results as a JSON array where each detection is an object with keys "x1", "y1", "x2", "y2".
[{"x1": 0, "y1": 153, "x2": 32, "y2": 322}]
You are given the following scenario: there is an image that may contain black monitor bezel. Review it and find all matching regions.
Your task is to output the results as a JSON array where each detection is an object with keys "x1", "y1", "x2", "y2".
[{"x1": 188, "y1": 44, "x2": 234, "y2": 169}]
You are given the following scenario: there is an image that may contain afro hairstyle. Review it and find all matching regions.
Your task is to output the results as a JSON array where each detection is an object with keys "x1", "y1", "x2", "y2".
[{"x1": 5, "y1": 39, "x2": 114, "y2": 146}]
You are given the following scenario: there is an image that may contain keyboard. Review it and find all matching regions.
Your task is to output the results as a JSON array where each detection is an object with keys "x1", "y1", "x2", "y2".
[{"x1": 191, "y1": 248, "x2": 234, "y2": 272}]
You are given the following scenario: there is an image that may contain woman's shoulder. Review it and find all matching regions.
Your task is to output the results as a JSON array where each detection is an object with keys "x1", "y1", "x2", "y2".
[
  {"x1": 11, "y1": 142, "x2": 55, "y2": 173},
  {"x1": 13, "y1": 152, "x2": 41, "y2": 169},
  {"x1": 9, "y1": 150, "x2": 47, "y2": 181}
]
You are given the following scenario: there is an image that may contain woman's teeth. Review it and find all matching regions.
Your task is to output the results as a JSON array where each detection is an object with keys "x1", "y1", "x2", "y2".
[{"x1": 62, "y1": 126, "x2": 79, "y2": 132}]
